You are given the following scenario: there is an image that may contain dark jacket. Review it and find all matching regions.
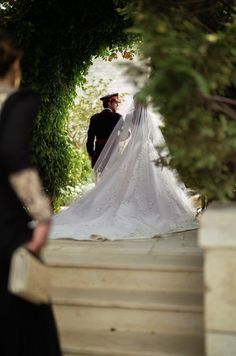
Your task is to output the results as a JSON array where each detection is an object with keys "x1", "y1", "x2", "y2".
[
  {"x1": 0, "y1": 88, "x2": 62, "y2": 356},
  {"x1": 0, "y1": 89, "x2": 39, "y2": 256},
  {"x1": 86, "y1": 108, "x2": 122, "y2": 167}
]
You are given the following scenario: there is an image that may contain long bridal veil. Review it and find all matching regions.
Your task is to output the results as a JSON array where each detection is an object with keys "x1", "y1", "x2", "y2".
[{"x1": 50, "y1": 100, "x2": 198, "y2": 240}]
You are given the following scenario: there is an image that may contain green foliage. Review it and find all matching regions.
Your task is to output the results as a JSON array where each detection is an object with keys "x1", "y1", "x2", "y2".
[
  {"x1": 126, "y1": 0, "x2": 236, "y2": 201},
  {"x1": 54, "y1": 146, "x2": 92, "y2": 211},
  {"x1": 68, "y1": 77, "x2": 127, "y2": 146},
  {"x1": 0, "y1": 0, "x2": 134, "y2": 207},
  {"x1": 68, "y1": 78, "x2": 112, "y2": 146},
  {"x1": 53, "y1": 78, "x2": 111, "y2": 211},
  {"x1": 54, "y1": 75, "x2": 128, "y2": 210}
]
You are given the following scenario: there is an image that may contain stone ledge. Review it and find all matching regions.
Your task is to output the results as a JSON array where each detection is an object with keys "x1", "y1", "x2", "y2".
[
  {"x1": 61, "y1": 329, "x2": 204, "y2": 356},
  {"x1": 206, "y1": 331, "x2": 236, "y2": 356},
  {"x1": 199, "y1": 202, "x2": 236, "y2": 248},
  {"x1": 52, "y1": 287, "x2": 203, "y2": 313}
]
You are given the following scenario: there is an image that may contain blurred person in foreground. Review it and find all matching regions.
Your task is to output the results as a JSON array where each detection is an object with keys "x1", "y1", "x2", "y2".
[{"x1": 0, "y1": 30, "x2": 61, "y2": 356}]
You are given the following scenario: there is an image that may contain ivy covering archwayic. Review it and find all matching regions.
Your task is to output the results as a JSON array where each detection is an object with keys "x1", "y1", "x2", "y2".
[{"x1": 0, "y1": 0, "x2": 133, "y2": 207}]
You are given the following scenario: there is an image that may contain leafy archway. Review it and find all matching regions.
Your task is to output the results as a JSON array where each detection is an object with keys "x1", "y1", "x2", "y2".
[{"x1": 0, "y1": 0, "x2": 133, "y2": 206}]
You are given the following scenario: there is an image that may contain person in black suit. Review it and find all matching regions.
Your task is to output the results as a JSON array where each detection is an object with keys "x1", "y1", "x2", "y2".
[
  {"x1": 86, "y1": 93, "x2": 122, "y2": 167},
  {"x1": 0, "y1": 30, "x2": 61, "y2": 356}
]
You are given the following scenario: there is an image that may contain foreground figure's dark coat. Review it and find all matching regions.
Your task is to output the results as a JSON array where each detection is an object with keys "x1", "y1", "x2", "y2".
[
  {"x1": 0, "y1": 89, "x2": 61, "y2": 356},
  {"x1": 86, "y1": 108, "x2": 122, "y2": 167}
]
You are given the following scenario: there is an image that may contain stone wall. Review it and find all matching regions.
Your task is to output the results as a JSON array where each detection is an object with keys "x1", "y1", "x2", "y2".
[{"x1": 199, "y1": 203, "x2": 236, "y2": 356}]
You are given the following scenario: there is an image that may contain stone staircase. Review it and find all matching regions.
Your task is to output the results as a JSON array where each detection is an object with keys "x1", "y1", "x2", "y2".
[{"x1": 44, "y1": 230, "x2": 205, "y2": 356}]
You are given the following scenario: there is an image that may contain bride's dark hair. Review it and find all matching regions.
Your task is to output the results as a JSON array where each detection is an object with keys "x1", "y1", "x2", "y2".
[
  {"x1": 0, "y1": 30, "x2": 23, "y2": 78},
  {"x1": 132, "y1": 94, "x2": 147, "y2": 125}
]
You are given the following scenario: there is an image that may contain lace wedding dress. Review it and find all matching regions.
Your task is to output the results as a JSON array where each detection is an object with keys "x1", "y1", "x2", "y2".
[{"x1": 50, "y1": 101, "x2": 198, "y2": 240}]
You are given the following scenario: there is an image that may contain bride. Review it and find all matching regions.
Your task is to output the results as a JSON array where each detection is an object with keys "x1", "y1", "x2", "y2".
[{"x1": 50, "y1": 98, "x2": 198, "y2": 240}]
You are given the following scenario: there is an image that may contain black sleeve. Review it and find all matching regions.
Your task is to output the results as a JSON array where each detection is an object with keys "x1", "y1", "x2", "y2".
[
  {"x1": 86, "y1": 116, "x2": 96, "y2": 156},
  {"x1": 0, "y1": 90, "x2": 40, "y2": 174}
]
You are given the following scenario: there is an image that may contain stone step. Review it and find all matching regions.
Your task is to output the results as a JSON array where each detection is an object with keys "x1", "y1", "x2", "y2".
[
  {"x1": 61, "y1": 329, "x2": 205, "y2": 356},
  {"x1": 53, "y1": 287, "x2": 203, "y2": 312},
  {"x1": 45, "y1": 233, "x2": 203, "y2": 292},
  {"x1": 45, "y1": 248, "x2": 203, "y2": 271},
  {"x1": 46, "y1": 231, "x2": 202, "y2": 257},
  {"x1": 48, "y1": 254, "x2": 203, "y2": 292},
  {"x1": 53, "y1": 288, "x2": 203, "y2": 335}
]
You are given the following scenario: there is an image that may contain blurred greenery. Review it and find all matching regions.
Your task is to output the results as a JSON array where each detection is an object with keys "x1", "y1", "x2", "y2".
[{"x1": 125, "y1": 0, "x2": 236, "y2": 201}]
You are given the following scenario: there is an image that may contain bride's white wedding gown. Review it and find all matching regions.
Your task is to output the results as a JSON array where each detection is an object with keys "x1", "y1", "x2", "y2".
[{"x1": 50, "y1": 102, "x2": 198, "y2": 240}]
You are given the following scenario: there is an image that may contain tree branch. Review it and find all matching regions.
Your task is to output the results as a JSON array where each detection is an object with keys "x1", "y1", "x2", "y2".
[
  {"x1": 210, "y1": 102, "x2": 236, "y2": 120},
  {"x1": 205, "y1": 95, "x2": 236, "y2": 106}
]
